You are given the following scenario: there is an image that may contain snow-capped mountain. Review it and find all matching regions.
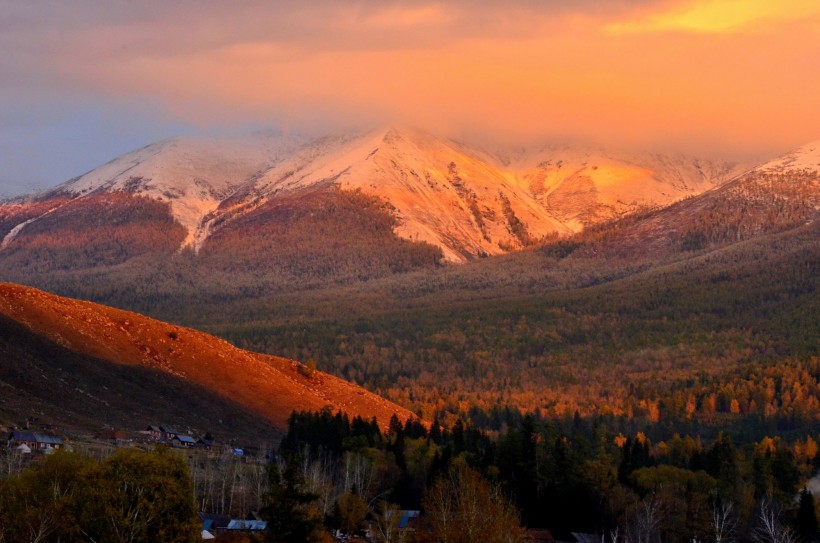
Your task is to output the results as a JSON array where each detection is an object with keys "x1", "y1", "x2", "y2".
[
  {"x1": 484, "y1": 144, "x2": 743, "y2": 230},
  {"x1": 0, "y1": 126, "x2": 763, "y2": 262},
  {"x1": 757, "y1": 140, "x2": 820, "y2": 175},
  {"x1": 47, "y1": 134, "x2": 307, "y2": 249},
  {"x1": 228, "y1": 127, "x2": 572, "y2": 261},
  {"x1": 566, "y1": 140, "x2": 820, "y2": 256}
]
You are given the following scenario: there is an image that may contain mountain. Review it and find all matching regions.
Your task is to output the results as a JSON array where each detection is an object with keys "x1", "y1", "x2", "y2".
[
  {"x1": 0, "y1": 283, "x2": 415, "y2": 438},
  {"x1": 0, "y1": 126, "x2": 745, "y2": 263},
  {"x1": 566, "y1": 139, "x2": 820, "y2": 257},
  {"x1": 480, "y1": 143, "x2": 742, "y2": 230}
]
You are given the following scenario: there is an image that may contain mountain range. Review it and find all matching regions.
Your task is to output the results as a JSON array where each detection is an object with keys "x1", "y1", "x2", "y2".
[
  {"x1": 0, "y1": 128, "x2": 817, "y2": 434},
  {"x1": 0, "y1": 126, "x2": 758, "y2": 262}
]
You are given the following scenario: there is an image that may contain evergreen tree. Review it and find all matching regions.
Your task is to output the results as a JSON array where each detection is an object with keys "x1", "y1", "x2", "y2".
[
  {"x1": 261, "y1": 455, "x2": 327, "y2": 543},
  {"x1": 797, "y1": 488, "x2": 819, "y2": 543}
]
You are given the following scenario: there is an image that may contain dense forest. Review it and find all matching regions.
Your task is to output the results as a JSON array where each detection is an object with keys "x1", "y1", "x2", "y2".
[
  {"x1": 214, "y1": 221, "x2": 819, "y2": 437},
  {"x1": 272, "y1": 407, "x2": 820, "y2": 542},
  {"x1": 3, "y1": 408, "x2": 819, "y2": 543}
]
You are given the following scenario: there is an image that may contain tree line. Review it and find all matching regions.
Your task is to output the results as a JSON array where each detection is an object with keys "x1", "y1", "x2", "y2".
[
  {"x1": 261, "y1": 407, "x2": 820, "y2": 543},
  {"x1": 2, "y1": 408, "x2": 820, "y2": 543}
]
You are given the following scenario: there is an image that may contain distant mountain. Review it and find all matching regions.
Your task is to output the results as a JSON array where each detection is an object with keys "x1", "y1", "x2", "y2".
[
  {"x1": 565, "y1": 140, "x2": 820, "y2": 257},
  {"x1": 0, "y1": 283, "x2": 415, "y2": 437},
  {"x1": 0, "y1": 126, "x2": 746, "y2": 263}
]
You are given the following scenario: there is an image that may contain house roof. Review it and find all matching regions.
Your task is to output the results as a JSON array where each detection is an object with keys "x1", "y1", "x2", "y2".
[
  {"x1": 198, "y1": 513, "x2": 231, "y2": 529},
  {"x1": 226, "y1": 519, "x2": 267, "y2": 531},
  {"x1": 174, "y1": 435, "x2": 197, "y2": 444},
  {"x1": 384, "y1": 510, "x2": 420, "y2": 530},
  {"x1": 398, "y1": 510, "x2": 420, "y2": 529},
  {"x1": 10, "y1": 431, "x2": 63, "y2": 445},
  {"x1": 572, "y1": 532, "x2": 600, "y2": 543},
  {"x1": 146, "y1": 425, "x2": 162, "y2": 432}
]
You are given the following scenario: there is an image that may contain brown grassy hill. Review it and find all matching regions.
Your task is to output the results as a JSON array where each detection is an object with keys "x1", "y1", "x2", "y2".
[
  {"x1": 0, "y1": 283, "x2": 415, "y2": 436},
  {"x1": 0, "y1": 311, "x2": 280, "y2": 443}
]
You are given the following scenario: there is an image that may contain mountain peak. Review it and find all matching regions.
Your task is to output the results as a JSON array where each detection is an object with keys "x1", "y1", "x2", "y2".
[{"x1": 2, "y1": 129, "x2": 787, "y2": 262}]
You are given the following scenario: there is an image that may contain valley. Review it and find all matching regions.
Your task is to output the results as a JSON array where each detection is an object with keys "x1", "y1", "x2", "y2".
[
  {"x1": 0, "y1": 134, "x2": 818, "y2": 434},
  {"x1": 0, "y1": 131, "x2": 818, "y2": 542}
]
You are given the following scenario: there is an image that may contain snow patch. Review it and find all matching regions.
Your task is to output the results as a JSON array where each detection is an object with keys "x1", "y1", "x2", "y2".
[
  {"x1": 1, "y1": 204, "x2": 65, "y2": 249},
  {"x1": 759, "y1": 140, "x2": 820, "y2": 174}
]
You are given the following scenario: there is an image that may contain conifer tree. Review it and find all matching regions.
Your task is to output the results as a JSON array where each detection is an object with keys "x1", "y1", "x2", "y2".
[{"x1": 261, "y1": 455, "x2": 327, "y2": 543}]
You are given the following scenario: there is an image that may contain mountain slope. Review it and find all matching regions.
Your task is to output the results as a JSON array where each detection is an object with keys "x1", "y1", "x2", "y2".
[
  {"x1": 0, "y1": 283, "x2": 415, "y2": 435},
  {"x1": 491, "y1": 145, "x2": 744, "y2": 230},
  {"x1": 1, "y1": 127, "x2": 747, "y2": 263},
  {"x1": 0, "y1": 312, "x2": 279, "y2": 442},
  {"x1": 45, "y1": 135, "x2": 305, "y2": 249},
  {"x1": 567, "y1": 140, "x2": 820, "y2": 257}
]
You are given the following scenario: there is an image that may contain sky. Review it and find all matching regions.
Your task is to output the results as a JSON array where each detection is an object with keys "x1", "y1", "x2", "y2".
[{"x1": 1, "y1": 0, "x2": 819, "y2": 197}]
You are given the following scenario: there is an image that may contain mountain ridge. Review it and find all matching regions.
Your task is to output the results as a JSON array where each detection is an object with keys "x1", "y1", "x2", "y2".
[{"x1": 1, "y1": 126, "x2": 759, "y2": 262}]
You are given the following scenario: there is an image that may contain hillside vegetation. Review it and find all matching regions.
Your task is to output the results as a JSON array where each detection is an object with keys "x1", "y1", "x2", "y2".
[{"x1": 213, "y1": 220, "x2": 819, "y2": 437}]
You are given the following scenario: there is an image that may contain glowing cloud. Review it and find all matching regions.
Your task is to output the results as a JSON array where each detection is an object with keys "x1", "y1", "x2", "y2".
[
  {"x1": 606, "y1": 0, "x2": 820, "y2": 35},
  {"x1": 1, "y1": 0, "x2": 819, "y2": 194}
]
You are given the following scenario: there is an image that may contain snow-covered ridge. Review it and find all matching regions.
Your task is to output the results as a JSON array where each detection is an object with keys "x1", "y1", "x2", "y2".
[
  {"x1": 53, "y1": 134, "x2": 308, "y2": 249},
  {"x1": 4, "y1": 127, "x2": 778, "y2": 262},
  {"x1": 758, "y1": 140, "x2": 820, "y2": 174}
]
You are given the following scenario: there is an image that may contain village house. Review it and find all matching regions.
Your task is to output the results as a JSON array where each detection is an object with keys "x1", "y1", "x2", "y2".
[
  {"x1": 225, "y1": 519, "x2": 268, "y2": 532},
  {"x1": 197, "y1": 437, "x2": 215, "y2": 449},
  {"x1": 7, "y1": 430, "x2": 64, "y2": 452},
  {"x1": 145, "y1": 424, "x2": 216, "y2": 449},
  {"x1": 171, "y1": 434, "x2": 197, "y2": 448},
  {"x1": 159, "y1": 425, "x2": 180, "y2": 441},
  {"x1": 145, "y1": 425, "x2": 163, "y2": 440}
]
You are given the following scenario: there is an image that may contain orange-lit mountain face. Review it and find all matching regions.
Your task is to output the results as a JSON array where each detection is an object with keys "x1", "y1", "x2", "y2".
[
  {"x1": 0, "y1": 283, "x2": 415, "y2": 434},
  {"x1": 0, "y1": 127, "x2": 748, "y2": 263},
  {"x1": 568, "y1": 140, "x2": 820, "y2": 257}
]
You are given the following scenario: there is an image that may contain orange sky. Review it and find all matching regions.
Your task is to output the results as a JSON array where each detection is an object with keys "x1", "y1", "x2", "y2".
[{"x1": 1, "y1": 0, "x2": 819, "y2": 193}]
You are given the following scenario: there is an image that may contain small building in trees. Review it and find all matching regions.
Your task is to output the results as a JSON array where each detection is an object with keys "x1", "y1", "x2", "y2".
[
  {"x1": 199, "y1": 513, "x2": 232, "y2": 534},
  {"x1": 197, "y1": 437, "x2": 215, "y2": 449},
  {"x1": 226, "y1": 519, "x2": 268, "y2": 532}
]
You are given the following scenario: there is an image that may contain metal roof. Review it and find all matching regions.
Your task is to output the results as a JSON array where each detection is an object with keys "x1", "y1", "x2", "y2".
[
  {"x1": 10, "y1": 431, "x2": 63, "y2": 445},
  {"x1": 226, "y1": 520, "x2": 267, "y2": 531}
]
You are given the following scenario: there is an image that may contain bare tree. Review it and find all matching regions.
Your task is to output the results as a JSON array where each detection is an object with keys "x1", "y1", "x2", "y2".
[
  {"x1": 371, "y1": 501, "x2": 408, "y2": 543},
  {"x1": 711, "y1": 498, "x2": 736, "y2": 543},
  {"x1": 421, "y1": 465, "x2": 524, "y2": 543},
  {"x1": 625, "y1": 496, "x2": 663, "y2": 543},
  {"x1": 751, "y1": 499, "x2": 798, "y2": 543},
  {"x1": 0, "y1": 448, "x2": 28, "y2": 477}
]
